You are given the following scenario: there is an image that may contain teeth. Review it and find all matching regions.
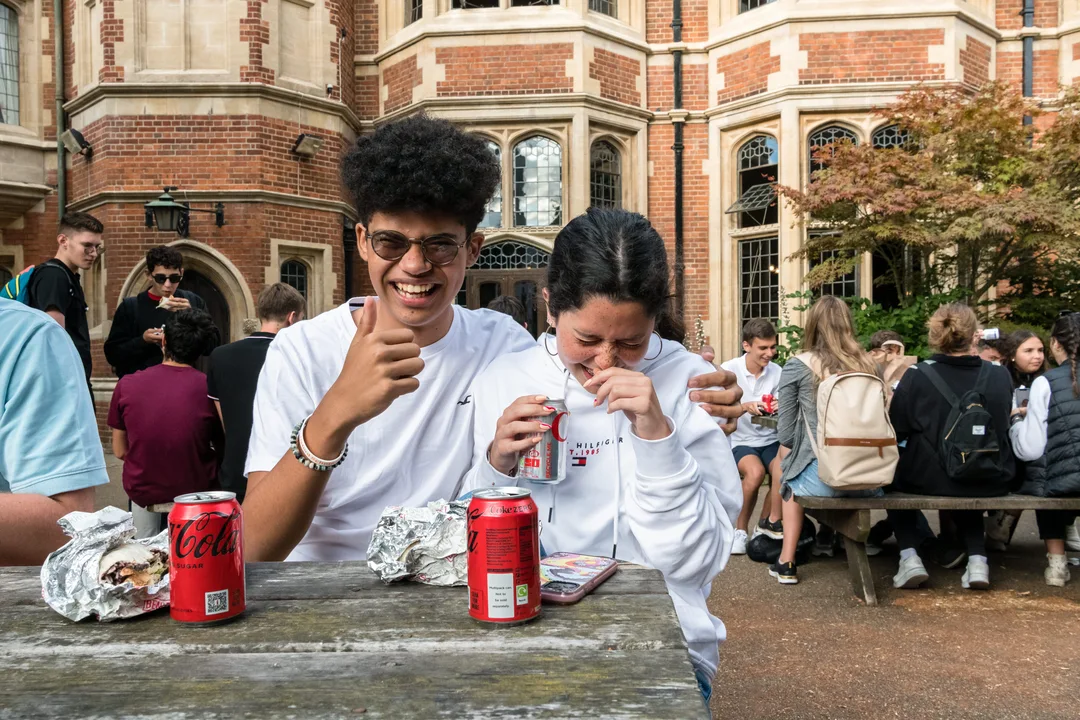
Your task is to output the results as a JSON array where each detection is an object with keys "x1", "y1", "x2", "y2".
[{"x1": 394, "y1": 283, "x2": 435, "y2": 295}]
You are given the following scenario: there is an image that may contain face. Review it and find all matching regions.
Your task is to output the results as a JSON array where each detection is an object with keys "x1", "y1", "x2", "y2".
[
  {"x1": 979, "y1": 346, "x2": 1002, "y2": 364},
  {"x1": 1013, "y1": 336, "x2": 1045, "y2": 374},
  {"x1": 148, "y1": 265, "x2": 184, "y2": 297},
  {"x1": 549, "y1": 294, "x2": 655, "y2": 392},
  {"x1": 357, "y1": 211, "x2": 482, "y2": 333},
  {"x1": 59, "y1": 231, "x2": 104, "y2": 271},
  {"x1": 742, "y1": 336, "x2": 778, "y2": 369}
]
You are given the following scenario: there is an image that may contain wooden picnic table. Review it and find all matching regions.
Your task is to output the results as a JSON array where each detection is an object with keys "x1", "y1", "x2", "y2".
[{"x1": 0, "y1": 562, "x2": 708, "y2": 719}]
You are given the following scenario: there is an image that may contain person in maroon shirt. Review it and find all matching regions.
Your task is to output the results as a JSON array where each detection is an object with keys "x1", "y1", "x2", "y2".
[{"x1": 108, "y1": 309, "x2": 223, "y2": 537}]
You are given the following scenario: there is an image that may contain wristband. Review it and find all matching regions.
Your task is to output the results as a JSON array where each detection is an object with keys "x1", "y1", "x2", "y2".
[{"x1": 290, "y1": 415, "x2": 348, "y2": 472}]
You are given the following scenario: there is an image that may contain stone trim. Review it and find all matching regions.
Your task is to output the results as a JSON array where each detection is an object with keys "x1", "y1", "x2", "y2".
[
  {"x1": 267, "y1": 238, "x2": 336, "y2": 317},
  {"x1": 378, "y1": 92, "x2": 654, "y2": 124},
  {"x1": 67, "y1": 189, "x2": 358, "y2": 221}
]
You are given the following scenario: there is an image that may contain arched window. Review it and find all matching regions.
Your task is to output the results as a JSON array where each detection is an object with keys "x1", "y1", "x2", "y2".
[
  {"x1": 726, "y1": 134, "x2": 778, "y2": 228},
  {"x1": 280, "y1": 260, "x2": 308, "y2": 299},
  {"x1": 479, "y1": 140, "x2": 502, "y2": 228},
  {"x1": 513, "y1": 136, "x2": 562, "y2": 227},
  {"x1": 589, "y1": 140, "x2": 622, "y2": 210},
  {"x1": 474, "y1": 240, "x2": 549, "y2": 270},
  {"x1": 807, "y1": 125, "x2": 858, "y2": 179},
  {"x1": 0, "y1": 3, "x2": 19, "y2": 125},
  {"x1": 872, "y1": 124, "x2": 911, "y2": 150}
]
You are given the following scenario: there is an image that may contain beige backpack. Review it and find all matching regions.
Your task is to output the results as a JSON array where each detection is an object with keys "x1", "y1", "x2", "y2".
[{"x1": 796, "y1": 352, "x2": 898, "y2": 492}]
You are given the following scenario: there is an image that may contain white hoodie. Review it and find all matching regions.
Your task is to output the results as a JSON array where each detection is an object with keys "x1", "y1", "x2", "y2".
[{"x1": 462, "y1": 334, "x2": 742, "y2": 678}]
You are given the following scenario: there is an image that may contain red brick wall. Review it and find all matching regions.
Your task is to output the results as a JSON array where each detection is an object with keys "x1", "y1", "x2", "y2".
[
  {"x1": 2, "y1": 197, "x2": 59, "y2": 271},
  {"x1": 682, "y1": 63, "x2": 710, "y2": 112},
  {"x1": 64, "y1": 0, "x2": 77, "y2": 100},
  {"x1": 68, "y1": 116, "x2": 347, "y2": 203},
  {"x1": 356, "y1": 75, "x2": 379, "y2": 120},
  {"x1": 799, "y1": 30, "x2": 945, "y2": 85},
  {"x1": 681, "y1": 0, "x2": 709, "y2": 44},
  {"x1": 997, "y1": 48, "x2": 1060, "y2": 98},
  {"x1": 435, "y1": 44, "x2": 574, "y2": 97},
  {"x1": 590, "y1": 49, "x2": 642, "y2": 107},
  {"x1": 241, "y1": 0, "x2": 274, "y2": 84},
  {"x1": 646, "y1": 0, "x2": 671, "y2": 45},
  {"x1": 996, "y1": 0, "x2": 1058, "y2": 30},
  {"x1": 716, "y1": 42, "x2": 779, "y2": 104},
  {"x1": 99, "y1": 0, "x2": 124, "y2": 83},
  {"x1": 647, "y1": 66, "x2": 672, "y2": 112},
  {"x1": 383, "y1": 55, "x2": 422, "y2": 113},
  {"x1": 1075, "y1": 42, "x2": 1080, "y2": 62},
  {"x1": 997, "y1": 49, "x2": 1022, "y2": 87},
  {"x1": 356, "y1": 0, "x2": 378, "y2": 55},
  {"x1": 960, "y1": 36, "x2": 991, "y2": 88}
]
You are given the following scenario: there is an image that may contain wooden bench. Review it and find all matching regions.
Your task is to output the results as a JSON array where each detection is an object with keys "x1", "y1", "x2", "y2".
[{"x1": 794, "y1": 493, "x2": 1080, "y2": 606}]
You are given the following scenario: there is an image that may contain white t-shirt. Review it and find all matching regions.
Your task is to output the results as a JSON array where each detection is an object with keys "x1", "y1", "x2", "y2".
[
  {"x1": 245, "y1": 301, "x2": 534, "y2": 561},
  {"x1": 719, "y1": 354, "x2": 782, "y2": 449}
]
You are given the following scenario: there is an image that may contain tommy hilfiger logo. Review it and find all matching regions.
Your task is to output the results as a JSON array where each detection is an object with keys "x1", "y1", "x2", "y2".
[
  {"x1": 572, "y1": 456, "x2": 587, "y2": 467},
  {"x1": 457, "y1": 395, "x2": 472, "y2": 406}
]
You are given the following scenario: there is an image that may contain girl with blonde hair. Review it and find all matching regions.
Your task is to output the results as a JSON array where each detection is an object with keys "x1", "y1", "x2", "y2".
[{"x1": 769, "y1": 296, "x2": 882, "y2": 585}]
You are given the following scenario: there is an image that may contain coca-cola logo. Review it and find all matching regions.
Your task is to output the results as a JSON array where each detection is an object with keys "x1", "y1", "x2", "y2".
[
  {"x1": 551, "y1": 411, "x2": 569, "y2": 442},
  {"x1": 172, "y1": 510, "x2": 241, "y2": 560}
]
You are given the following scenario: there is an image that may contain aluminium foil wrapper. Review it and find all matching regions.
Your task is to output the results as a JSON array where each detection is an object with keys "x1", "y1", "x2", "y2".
[
  {"x1": 366, "y1": 499, "x2": 468, "y2": 586},
  {"x1": 41, "y1": 506, "x2": 170, "y2": 622}
]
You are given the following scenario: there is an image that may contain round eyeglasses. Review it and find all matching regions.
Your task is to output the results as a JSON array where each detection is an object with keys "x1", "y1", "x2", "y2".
[{"x1": 367, "y1": 230, "x2": 467, "y2": 267}]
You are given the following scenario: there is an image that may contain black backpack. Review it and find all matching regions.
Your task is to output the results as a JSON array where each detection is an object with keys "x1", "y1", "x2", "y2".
[{"x1": 919, "y1": 361, "x2": 1006, "y2": 484}]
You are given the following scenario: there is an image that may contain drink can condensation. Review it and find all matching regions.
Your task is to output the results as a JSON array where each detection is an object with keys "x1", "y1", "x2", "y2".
[
  {"x1": 516, "y1": 399, "x2": 568, "y2": 484},
  {"x1": 467, "y1": 487, "x2": 541, "y2": 624},
  {"x1": 168, "y1": 491, "x2": 246, "y2": 625}
]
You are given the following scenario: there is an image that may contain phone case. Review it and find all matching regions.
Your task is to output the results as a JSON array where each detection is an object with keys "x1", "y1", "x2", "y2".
[{"x1": 540, "y1": 552, "x2": 619, "y2": 604}]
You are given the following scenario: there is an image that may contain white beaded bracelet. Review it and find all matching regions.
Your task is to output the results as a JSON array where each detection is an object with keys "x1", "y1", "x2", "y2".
[{"x1": 290, "y1": 415, "x2": 348, "y2": 472}]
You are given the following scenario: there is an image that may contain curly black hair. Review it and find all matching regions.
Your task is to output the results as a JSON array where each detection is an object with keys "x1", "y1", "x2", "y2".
[
  {"x1": 341, "y1": 115, "x2": 500, "y2": 235},
  {"x1": 163, "y1": 309, "x2": 219, "y2": 365},
  {"x1": 146, "y1": 246, "x2": 184, "y2": 273}
]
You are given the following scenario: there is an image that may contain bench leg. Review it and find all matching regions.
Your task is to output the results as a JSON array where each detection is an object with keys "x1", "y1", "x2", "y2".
[{"x1": 843, "y1": 536, "x2": 878, "y2": 606}]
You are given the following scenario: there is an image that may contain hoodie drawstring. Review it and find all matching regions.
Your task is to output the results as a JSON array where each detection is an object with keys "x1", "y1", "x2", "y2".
[{"x1": 611, "y1": 412, "x2": 621, "y2": 560}]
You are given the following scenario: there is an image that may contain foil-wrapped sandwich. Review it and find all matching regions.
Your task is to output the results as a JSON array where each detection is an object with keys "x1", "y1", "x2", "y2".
[
  {"x1": 367, "y1": 499, "x2": 468, "y2": 586},
  {"x1": 41, "y1": 506, "x2": 170, "y2": 622}
]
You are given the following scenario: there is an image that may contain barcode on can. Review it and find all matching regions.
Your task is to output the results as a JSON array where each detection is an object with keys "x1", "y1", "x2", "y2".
[{"x1": 205, "y1": 589, "x2": 229, "y2": 615}]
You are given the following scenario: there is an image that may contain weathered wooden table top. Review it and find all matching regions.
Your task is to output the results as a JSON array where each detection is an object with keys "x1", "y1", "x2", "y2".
[{"x1": 0, "y1": 562, "x2": 708, "y2": 719}]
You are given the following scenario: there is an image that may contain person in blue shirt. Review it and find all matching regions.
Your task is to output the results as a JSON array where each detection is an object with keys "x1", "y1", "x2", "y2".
[{"x1": 0, "y1": 298, "x2": 110, "y2": 565}]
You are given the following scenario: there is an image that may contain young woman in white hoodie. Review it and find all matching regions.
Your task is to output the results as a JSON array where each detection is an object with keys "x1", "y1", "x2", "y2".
[{"x1": 462, "y1": 207, "x2": 742, "y2": 704}]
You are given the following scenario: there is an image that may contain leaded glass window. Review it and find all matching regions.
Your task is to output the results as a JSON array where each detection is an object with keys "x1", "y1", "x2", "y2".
[
  {"x1": 474, "y1": 241, "x2": 550, "y2": 270},
  {"x1": 281, "y1": 260, "x2": 308, "y2": 298},
  {"x1": 739, "y1": 237, "x2": 779, "y2": 325},
  {"x1": 589, "y1": 140, "x2": 621, "y2": 210},
  {"x1": 406, "y1": 0, "x2": 422, "y2": 24},
  {"x1": 511, "y1": 0, "x2": 559, "y2": 5},
  {"x1": 513, "y1": 136, "x2": 562, "y2": 227},
  {"x1": 811, "y1": 244, "x2": 860, "y2": 299},
  {"x1": 808, "y1": 125, "x2": 858, "y2": 178},
  {"x1": 872, "y1": 124, "x2": 912, "y2": 150},
  {"x1": 0, "y1": 4, "x2": 18, "y2": 125},
  {"x1": 453, "y1": 0, "x2": 499, "y2": 7},
  {"x1": 731, "y1": 135, "x2": 779, "y2": 227},
  {"x1": 740, "y1": 0, "x2": 777, "y2": 12},
  {"x1": 589, "y1": 0, "x2": 616, "y2": 16},
  {"x1": 480, "y1": 140, "x2": 502, "y2": 228}
]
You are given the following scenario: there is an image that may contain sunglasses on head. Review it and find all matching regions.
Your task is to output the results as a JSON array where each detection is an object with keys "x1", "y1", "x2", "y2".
[{"x1": 153, "y1": 273, "x2": 183, "y2": 285}]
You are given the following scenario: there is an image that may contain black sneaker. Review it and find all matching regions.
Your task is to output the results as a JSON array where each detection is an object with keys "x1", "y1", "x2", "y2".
[
  {"x1": 769, "y1": 560, "x2": 798, "y2": 585},
  {"x1": 936, "y1": 543, "x2": 967, "y2": 570},
  {"x1": 760, "y1": 518, "x2": 784, "y2": 540},
  {"x1": 812, "y1": 525, "x2": 836, "y2": 557}
]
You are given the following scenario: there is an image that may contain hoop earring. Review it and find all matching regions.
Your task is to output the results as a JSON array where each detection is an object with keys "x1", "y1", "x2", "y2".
[
  {"x1": 644, "y1": 331, "x2": 663, "y2": 361},
  {"x1": 543, "y1": 332, "x2": 558, "y2": 357}
]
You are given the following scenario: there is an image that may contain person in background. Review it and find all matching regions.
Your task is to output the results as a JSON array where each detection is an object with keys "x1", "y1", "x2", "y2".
[
  {"x1": 108, "y1": 310, "x2": 223, "y2": 538},
  {"x1": 486, "y1": 294, "x2": 527, "y2": 329},
  {"x1": 463, "y1": 207, "x2": 741, "y2": 703},
  {"x1": 888, "y1": 303, "x2": 1014, "y2": 591},
  {"x1": 1010, "y1": 312, "x2": 1080, "y2": 586},
  {"x1": 104, "y1": 246, "x2": 208, "y2": 379},
  {"x1": 720, "y1": 319, "x2": 783, "y2": 554},
  {"x1": 986, "y1": 329, "x2": 1050, "y2": 550},
  {"x1": 25, "y1": 212, "x2": 104, "y2": 387},
  {"x1": 976, "y1": 337, "x2": 1008, "y2": 365},
  {"x1": 770, "y1": 296, "x2": 883, "y2": 585},
  {"x1": 0, "y1": 299, "x2": 109, "y2": 565},
  {"x1": 207, "y1": 283, "x2": 306, "y2": 503}
]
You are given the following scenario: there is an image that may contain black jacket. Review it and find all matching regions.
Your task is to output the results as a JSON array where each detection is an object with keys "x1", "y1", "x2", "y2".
[
  {"x1": 889, "y1": 354, "x2": 1016, "y2": 497},
  {"x1": 104, "y1": 289, "x2": 207, "y2": 378},
  {"x1": 1034, "y1": 365, "x2": 1080, "y2": 497}
]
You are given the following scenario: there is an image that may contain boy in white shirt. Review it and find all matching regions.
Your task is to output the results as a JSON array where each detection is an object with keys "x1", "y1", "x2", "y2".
[
  {"x1": 720, "y1": 319, "x2": 783, "y2": 554},
  {"x1": 240, "y1": 115, "x2": 745, "y2": 562}
]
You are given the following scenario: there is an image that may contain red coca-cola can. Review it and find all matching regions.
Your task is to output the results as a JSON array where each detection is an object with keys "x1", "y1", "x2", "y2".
[
  {"x1": 467, "y1": 487, "x2": 541, "y2": 624},
  {"x1": 168, "y1": 491, "x2": 245, "y2": 625},
  {"x1": 761, "y1": 393, "x2": 777, "y2": 415}
]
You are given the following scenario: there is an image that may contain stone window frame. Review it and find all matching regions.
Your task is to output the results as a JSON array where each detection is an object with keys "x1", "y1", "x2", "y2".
[
  {"x1": 131, "y1": 0, "x2": 235, "y2": 77},
  {"x1": 588, "y1": 137, "x2": 622, "y2": 210},
  {"x1": 512, "y1": 133, "x2": 564, "y2": 228},
  {"x1": 0, "y1": 0, "x2": 42, "y2": 136},
  {"x1": 268, "y1": 238, "x2": 335, "y2": 317}
]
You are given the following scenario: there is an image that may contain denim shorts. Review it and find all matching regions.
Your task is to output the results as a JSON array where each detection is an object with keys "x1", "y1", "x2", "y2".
[{"x1": 781, "y1": 459, "x2": 885, "y2": 501}]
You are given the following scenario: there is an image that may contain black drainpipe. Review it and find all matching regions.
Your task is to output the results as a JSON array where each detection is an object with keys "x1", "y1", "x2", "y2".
[
  {"x1": 1021, "y1": 0, "x2": 1034, "y2": 126},
  {"x1": 671, "y1": 0, "x2": 685, "y2": 317},
  {"x1": 54, "y1": 0, "x2": 67, "y2": 219}
]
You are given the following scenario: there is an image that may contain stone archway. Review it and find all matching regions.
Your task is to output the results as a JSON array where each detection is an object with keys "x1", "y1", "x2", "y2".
[{"x1": 116, "y1": 240, "x2": 255, "y2": 343}]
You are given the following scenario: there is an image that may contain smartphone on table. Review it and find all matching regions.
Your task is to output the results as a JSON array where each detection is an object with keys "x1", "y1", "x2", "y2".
[{"x1": 540, "y1": 552, "x2": 618, "y2": 605}]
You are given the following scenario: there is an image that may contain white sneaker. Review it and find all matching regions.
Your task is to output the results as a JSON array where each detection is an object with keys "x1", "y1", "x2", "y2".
[
  {"x1": 961, "y1": 557, "x2": 990, "y2": 590},
  {"x1": 1046, "y1": 554, "x2": 1071, "y2": 587},
  {"x1": 731, "y1": 529, "x2": 748, "y2": 555},
  {"x1": 893, "y1": 555, "x2": 929, "y2": 589},
  {"x1": 1066, "y1": 521, "x2": 1080, "y2": 553}
]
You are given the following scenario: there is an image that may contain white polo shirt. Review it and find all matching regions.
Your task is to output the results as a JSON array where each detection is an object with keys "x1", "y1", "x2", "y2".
[{"x1": 719, "y1": 354, "x2": 782, "y2": 449}]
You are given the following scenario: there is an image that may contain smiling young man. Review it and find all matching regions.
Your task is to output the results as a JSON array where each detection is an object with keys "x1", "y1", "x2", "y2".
[
  {"x1": 104, "y1": 246, "x2": 209, "y2": 378},
  {"x1": 242, "y1": 115, "x2": 744, "y2": 562}
]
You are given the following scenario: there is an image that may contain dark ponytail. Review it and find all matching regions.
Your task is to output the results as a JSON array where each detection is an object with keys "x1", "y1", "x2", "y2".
[
  {"x1": 1051, "y1": 313, "x2": 1080, "y2": 398},
  {"x1": 163, "y1": 309, "x2": 219, "y2": 366},
  {"x1": 546, "y1": 207, "x2": 670, "y2": 322}
]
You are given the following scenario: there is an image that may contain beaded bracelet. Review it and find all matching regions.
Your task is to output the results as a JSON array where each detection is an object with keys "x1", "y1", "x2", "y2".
[{"x1": 290, "y1": 415, "x2": 348, "y2": 472}]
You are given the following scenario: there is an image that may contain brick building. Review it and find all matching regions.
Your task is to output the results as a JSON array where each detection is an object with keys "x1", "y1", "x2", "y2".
[{"x1": 2, "y1": 0, "x2": 1080, "y2": 425}]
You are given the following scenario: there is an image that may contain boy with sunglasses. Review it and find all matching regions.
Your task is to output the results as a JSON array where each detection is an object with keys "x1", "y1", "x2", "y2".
[
  {"x1": 242, "y1": 115, "x2": 746, "y2": 562},
  {"x1": 104, "y1": 246, "x2": 209, "y2": 378}
]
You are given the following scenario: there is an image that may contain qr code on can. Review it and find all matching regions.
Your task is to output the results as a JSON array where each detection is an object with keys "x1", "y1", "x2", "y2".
[{"x1": 205, "y1": 589, "x2": 229, "y2": 615}]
